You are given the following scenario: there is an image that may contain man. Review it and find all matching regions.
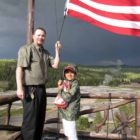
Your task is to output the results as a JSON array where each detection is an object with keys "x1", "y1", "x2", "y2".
[{"x1": 16, "y1": 27, "x2": 61, "y2": 140}]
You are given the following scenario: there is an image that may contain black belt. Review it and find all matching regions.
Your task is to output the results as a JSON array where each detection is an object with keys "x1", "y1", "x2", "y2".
[{"x1": 24, "y1": 85, "x2": 45, "y2": 88}]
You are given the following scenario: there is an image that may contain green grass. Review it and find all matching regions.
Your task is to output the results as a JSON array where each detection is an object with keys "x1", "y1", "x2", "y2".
[
  {"x1": 0, "y1": 108, "x2": 23, "y2": 117},
  {"x1": 76, "y1": 116, "x2": 90, "y2": 130},
  {"x1": 0, "y1": 81, "x2": 9, "y2": 91}
]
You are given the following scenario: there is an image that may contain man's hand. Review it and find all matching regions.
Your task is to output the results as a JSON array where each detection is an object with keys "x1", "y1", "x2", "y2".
[
  {"x1": 52, "y1": 41, "x2": 62, "y2": 69},
  {"x1": 17, "y1": 88, "x2": 24, "y2": 100},
  {"x1": 55, "y1": 41, "x2": 62, "y2": 50}
]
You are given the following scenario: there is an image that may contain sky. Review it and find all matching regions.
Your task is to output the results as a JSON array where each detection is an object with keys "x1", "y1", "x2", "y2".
[{"x1": 0, "y1": 0, "x2": 140, "y2": 66}]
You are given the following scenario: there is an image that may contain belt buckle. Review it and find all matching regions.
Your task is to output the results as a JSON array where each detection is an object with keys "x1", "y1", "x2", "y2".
[{"x1": 31, "y1": 87, "x2": 35, "y2": 99}]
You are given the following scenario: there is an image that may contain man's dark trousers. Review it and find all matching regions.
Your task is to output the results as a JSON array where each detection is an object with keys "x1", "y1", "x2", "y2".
[{"x1": 21, "y1": 85, "x2": 46, "y2": 140}]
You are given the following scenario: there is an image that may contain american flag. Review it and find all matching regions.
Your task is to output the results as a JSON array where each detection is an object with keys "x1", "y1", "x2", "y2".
[{"x1": 65, "y1": 0, "x2": 140, "y2": 37}]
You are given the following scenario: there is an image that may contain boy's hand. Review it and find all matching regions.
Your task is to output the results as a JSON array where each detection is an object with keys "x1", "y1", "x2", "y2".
[
  {"x1": 57, "y1": 80, "x2": 63, "y2": 90},
  {"x1": 58, "y1": 80, "x2": 63, "y2": 86}
]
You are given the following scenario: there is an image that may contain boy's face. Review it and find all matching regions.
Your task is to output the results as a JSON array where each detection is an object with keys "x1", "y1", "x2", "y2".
[{"x1": 64, "y1": 70, "x2": 75, "y2": 81}]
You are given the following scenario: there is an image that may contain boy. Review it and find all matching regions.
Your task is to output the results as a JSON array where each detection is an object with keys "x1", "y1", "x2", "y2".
[{"x1": 57, "y1": 64, "x2": 81, "y2": 140}]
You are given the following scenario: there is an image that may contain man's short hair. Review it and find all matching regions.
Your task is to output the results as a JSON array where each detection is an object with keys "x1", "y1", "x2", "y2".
[{"x1": 34, "y1": 27, "x2": 46, "y2": 35}]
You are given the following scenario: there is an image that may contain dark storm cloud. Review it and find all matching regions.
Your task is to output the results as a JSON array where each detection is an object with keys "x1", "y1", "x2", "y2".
[
  {"x1": 0, "y1": 0, "x2": 27, "y2": 58},
  {"x1": 0, "y1": 0, "x2": 140, "y2": 66}
]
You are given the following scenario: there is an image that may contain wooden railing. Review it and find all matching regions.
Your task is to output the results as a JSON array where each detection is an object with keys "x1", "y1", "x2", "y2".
[{"x1": 0, "y1": 86, "x2": 140, "y2": 140}]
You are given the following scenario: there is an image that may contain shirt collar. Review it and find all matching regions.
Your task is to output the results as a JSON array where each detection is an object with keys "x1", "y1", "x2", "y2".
[{"x1": 32, "y1": 43, "x2": 44, "y2": 51}]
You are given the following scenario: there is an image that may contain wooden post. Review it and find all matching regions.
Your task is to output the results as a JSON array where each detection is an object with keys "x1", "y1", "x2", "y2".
[
  {"x1": 5, "y1": 103, "x2": 12, "y2": 125},
  {"x1": 27, "y1": 0, "x2": 35, "y2": 44},
  {"x1": 136, "y1": 99, "x2": 140, "y2": 139}
]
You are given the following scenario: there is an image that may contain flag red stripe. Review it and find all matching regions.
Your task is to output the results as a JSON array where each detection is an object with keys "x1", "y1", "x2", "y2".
[
  {"x1": 70, "y1": 0, "x2": 140, "y2": 6},
  {"x1": 68, "y1": 9, "x2": 140, "y2": 36},
  {"x1": 66, "y1": 0, "x2": 140, "y2": 36},
  {"x1": 91, "y1": 0, "x2": 140, "y2": 6},
  {"x1": 68, "y1": 0, "x2": 140, "y2": 21}
]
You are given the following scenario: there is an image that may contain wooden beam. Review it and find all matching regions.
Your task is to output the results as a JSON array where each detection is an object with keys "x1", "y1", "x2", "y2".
[
  {"x1": 136, "y1": 99, "x2": 140, "y2": 139},
  {"x1": 0, "y1": 94, "x2": 18, "y2": 106}
]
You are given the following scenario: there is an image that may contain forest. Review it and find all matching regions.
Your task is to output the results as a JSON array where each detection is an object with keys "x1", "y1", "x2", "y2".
[{"x1": 0, "y1": 59, "x2": 140, "y2": 91}]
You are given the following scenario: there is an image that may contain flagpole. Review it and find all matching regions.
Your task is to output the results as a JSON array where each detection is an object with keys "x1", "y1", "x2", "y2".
[{"x1": 27, "y1": 0, "x2": 35, "y2": 44}]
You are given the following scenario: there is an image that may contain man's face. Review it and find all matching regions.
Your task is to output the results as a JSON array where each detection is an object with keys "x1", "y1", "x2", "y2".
[{"x1": 33, "y1": 29, "x2": 46, "y2": 46}]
